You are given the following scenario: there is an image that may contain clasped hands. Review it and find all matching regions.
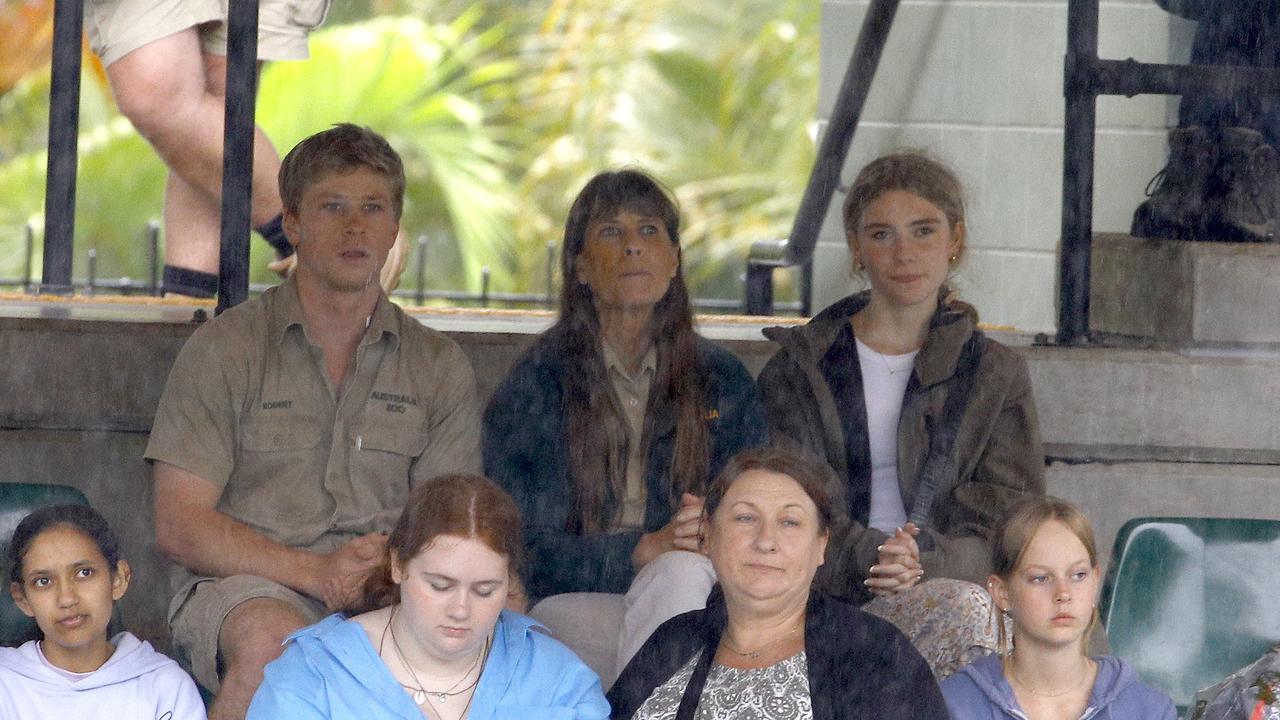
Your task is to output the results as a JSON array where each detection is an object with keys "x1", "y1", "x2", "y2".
[
  {"x1": 313, "y1": 531, "x2": 389, "y2": 612},
  {"x1": 866, "y1": 522, "x2": 924, "y2": 597},
  {"x1": 632, "y1": 493, "x2": 704, "y2": 569}
]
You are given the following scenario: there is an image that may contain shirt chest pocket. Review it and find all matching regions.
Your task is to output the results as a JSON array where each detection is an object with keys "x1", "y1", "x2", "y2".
[
  {"x1": 240, "y1": 415, "x2": 325, "y2": 452},
  {"x1": 347, "y1": 418, "x2": 427, "y2": 519},
  {"x1": 233, "y1": 415, "x2": 326, "y2": 528}
]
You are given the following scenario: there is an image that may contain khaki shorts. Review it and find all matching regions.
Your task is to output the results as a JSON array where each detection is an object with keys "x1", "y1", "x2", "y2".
[
  {"x1": 168, "y1": 574, "x2": 327, "y2": 692},
  {"x1": 86, "y1": 0, "x2": 332, "y2": 67}
]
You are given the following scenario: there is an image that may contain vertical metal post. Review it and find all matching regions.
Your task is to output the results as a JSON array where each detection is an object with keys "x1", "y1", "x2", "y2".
[
  {"x1": 744, "y1": 263, "x2": 774, "y2": 315},
  {"x1": 1057, "y1": 0, "x2": 1099, "y2": 344},
  {"x1": 545, "y1": 240, "x2": 556, "y2": 308},
  {"x1": 215, "y1": 0, "x2": 260, "y2": 314},
  {"x1": 86, "y1": 249, "x2": 97, "y2": 297},
  {"x1": 23, "y1": 224, "x2": 34, "y2": 293},
  {"x1": 480, "y1": 267, "x2": 491, "y2": 308},
  {"x1": 414, "y1": 235, "x2": 428, "y2": 306},
  {"x1": 799, "y1": 259, "x2": 814, "y2": 317},
  {"x1": 41, "y1": 0, "x2": 84, "y2": 295},
  {"x1": 147, "y1": 220, "x2": 161, "y2": 295}
]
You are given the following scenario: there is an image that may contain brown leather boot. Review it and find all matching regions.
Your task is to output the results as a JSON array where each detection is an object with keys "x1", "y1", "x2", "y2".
[
  {"x1": 1215, "y1": 127, "x2": 1280, "y2": 242},
  {"x1": 1131, "y1": 125, "x2": 1216, "y2": 240}
]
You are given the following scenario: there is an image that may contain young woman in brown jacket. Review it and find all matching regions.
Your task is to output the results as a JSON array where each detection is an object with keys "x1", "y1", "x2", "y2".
[{"x1": 757, "y1": 152, "x2": 1046, "y2": 677}]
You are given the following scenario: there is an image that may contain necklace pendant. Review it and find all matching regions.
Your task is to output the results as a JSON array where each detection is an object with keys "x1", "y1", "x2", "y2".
[
  {"x1": 437, "y1": 693, "x2": 447, "y2": 703},
  {"x1": 413, "y1": 690, "x2": 426, "y2": 705}
]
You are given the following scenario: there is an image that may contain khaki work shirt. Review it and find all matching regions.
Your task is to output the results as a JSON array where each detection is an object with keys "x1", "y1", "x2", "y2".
[
  {"x1": 602, "y1": 341, "x2": 656, "y2": 531},
  {"x1": 146, "y1": 279, "x2": 481, "y2": 595}
]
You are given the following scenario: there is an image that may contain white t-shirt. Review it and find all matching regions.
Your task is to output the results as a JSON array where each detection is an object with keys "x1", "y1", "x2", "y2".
[{"x1": 855, "y1": 337, "x2": 917, "y2": 533}]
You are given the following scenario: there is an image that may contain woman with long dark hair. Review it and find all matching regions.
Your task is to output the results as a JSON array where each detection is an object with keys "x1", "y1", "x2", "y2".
[{"x1": 483, "y1": 169, "x2": 766, "y2": 683}]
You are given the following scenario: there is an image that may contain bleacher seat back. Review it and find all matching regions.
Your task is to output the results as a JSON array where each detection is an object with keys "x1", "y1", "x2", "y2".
[
  {"x1": 0, "y1": 483, "x2": 91, "y2": 646},
  {"x1": 1099, "y1": 517, "x2": 1280, "y2": 711}
]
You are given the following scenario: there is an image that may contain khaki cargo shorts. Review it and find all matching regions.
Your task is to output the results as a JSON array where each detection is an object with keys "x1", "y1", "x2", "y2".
[
  {"x1": 168, "y1": 574, "x2": 327, "y2": 692},
  {"x1": 86, "y1": 0, "x2": 332, "y2": 67}
]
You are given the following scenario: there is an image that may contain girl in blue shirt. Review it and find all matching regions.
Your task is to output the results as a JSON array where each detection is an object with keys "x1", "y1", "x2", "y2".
[{"x1": 248, "y1": 474, "x2": 609, "y2": 720}]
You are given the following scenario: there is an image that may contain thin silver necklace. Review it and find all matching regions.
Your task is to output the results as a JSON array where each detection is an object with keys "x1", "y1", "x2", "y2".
[
  {"x1": 720, "y1": 621, "x2": 802, "y2": 660},
  {"x1": 859, "y1": 337, "x2": 914, "y2": 376},
  {"x1": 1009, "y1": 658, "x2": 1093, "y2": 698},
  {"x1": 380, "y1": 606, "x2": 488, "y2": 706}
]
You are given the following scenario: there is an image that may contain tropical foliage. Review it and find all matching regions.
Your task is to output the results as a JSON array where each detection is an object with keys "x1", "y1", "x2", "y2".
[{"x1": 0, "y1": 1, "x2": 817, "y2": 303}]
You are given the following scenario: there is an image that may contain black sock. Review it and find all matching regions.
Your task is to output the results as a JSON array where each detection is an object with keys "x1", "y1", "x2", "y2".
[
  {"x1": 162, "y1": 265, "x2": 219, "y2": 298},
  {"x1": 256, "y1": 214, "x2": 294, "y2": 258}
]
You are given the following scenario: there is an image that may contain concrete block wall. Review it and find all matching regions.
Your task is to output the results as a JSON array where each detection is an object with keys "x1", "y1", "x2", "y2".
[
  {"x1": 4, "y1": 310, "x2": 1280, "y2": 651},
  {"x1": 815, "y1": 0, "x2": 1196, "y2": 332}
]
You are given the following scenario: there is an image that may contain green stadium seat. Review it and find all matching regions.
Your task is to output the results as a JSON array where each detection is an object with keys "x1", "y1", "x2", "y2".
[
  {"x1": 1098, "y1": 517, "x2": 1280, "y2": 713},
  {"x1": 0, "y1": 482, "x2": 92, "y2": 646}
]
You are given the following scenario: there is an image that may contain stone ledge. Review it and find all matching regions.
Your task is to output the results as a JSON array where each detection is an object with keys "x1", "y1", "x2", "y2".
[{"x1": 1091, "y1": 233, "x2": 1280, "y2": 344}]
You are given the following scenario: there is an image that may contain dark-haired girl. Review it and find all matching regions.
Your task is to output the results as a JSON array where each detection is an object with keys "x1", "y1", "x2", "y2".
[
  {"x1": 483, "y1": 169, "x2": 766, "y2": 680},
  {"x1": 248, "y1": 474, "x2": 608, "y2": 719},
  {"x1": 0, "y1": 504, "x2": 205, "y2": 719}
]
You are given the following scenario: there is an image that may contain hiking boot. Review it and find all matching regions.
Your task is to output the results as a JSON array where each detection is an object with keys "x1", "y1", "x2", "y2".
[
  {"x1": 1132, "y1": 125, "x2": 1216, "y2": 240},
  {"x1": 1214, "y1": 126, "x2": 1280, "y2": 242}
]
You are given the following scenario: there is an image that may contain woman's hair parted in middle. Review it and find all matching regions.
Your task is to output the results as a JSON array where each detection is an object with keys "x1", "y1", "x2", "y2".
[
  {"x1": 990, "y1": 495, "x2": 1099, "y2": 581},
  {"x1": 704, "y1": 446, "x2": 837, "y2": 533},
  {"x1": 842, "y1": 151, "x2": 976, "y2": 319},
  {"x1": 8, "y1": 503, "x2": 122, "y2": 586},
  {"x1": 556, "y1": 169, "x2": 710, "y2": 534},
  {"x1": 842, "y1": 151, "x2": 968, "y2": 239},
  {"x1": 356, "y1": 474, "x2": 524, "y2": 613}
]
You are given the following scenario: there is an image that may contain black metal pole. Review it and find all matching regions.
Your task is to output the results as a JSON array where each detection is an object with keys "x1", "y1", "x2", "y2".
[
  {"x1": 216, "y1": 0, "x2": 260, "y2": 314},
  {"x1": 414, "y1": 235, "x2": 428, "y2": 306},
  {"x1": 23, "y1": 223, "x2": 34, "y2": 293},
  {"x1": 147, "y1": 220, "x2": 161, "y2": 295},
  {"x1": 1093, "y1": 58, "x2": 1280, "y2": 99},
  {"x1": 41, "y1": 0, "x2": 84, "y2": 295},
  {"x1": 1057, "y1": 0, "x2": 1099, "y2": 345},
  {"x1": 784, "y1": 0, "x2": 900, "y2": 267}
]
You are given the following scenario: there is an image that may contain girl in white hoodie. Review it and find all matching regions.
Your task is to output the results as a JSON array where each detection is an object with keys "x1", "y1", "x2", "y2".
[{"x1": 0, "y1": 503, "x2": 205, "y2": 719}]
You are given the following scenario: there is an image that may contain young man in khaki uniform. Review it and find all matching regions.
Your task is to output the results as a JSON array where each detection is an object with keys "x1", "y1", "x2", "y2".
[{"x1": 146, "y1": 124, "x2": 481, "y2": 719}]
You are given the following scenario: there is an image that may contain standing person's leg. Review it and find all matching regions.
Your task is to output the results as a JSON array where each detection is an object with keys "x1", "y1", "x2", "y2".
[{"x1": 107, "y1": 33, "x2": 289, "y2": 294}]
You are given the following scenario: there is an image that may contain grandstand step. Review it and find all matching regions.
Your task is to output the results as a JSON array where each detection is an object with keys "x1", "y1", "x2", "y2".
[{"x1": 1092, "y1": 233, "x2": 1280, "y2": 344}]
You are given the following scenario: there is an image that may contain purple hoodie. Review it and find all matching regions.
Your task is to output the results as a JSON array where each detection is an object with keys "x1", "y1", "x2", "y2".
[{"x1": 941, "y1": 654, "x2": 1176, "y2": 720}]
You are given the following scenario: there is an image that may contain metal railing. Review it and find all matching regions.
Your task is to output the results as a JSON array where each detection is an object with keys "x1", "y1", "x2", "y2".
[
  {"x1": 9, "y1": 222, "x2": 804, "y2": 314},
  {"x1": 742, "y1": 0, "x2": 899, "y2": 316},
  {"x1": 37, "y1": 0, "x2": 799, "y2": 317},
  {"x1": 1057, "y1": 0, "x2": 1280, "y2": 344},
  {"x1": 38, "y1": 0, "x2": 266, "y2": 313}
]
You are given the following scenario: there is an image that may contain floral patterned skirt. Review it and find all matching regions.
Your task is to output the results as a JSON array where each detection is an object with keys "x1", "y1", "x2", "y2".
[{"x1": 862, "y1": 578, "x2": 1006, "y2": 679}]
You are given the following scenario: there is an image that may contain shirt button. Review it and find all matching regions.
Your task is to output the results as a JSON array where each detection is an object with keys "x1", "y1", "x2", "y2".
[{"x1": 630, "y1": 398, "x2": 639, "y2": 407}]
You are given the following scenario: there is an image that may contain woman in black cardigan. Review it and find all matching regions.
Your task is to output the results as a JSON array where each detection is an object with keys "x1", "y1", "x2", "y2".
[{"x1": 609, "y1": 447, "x2": 946, "y2": 720}]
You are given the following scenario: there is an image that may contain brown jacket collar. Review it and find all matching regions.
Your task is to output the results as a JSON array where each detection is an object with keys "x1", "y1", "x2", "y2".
[{"x1": 763, "y1": 290, "x2": 975, "y2": 389}]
